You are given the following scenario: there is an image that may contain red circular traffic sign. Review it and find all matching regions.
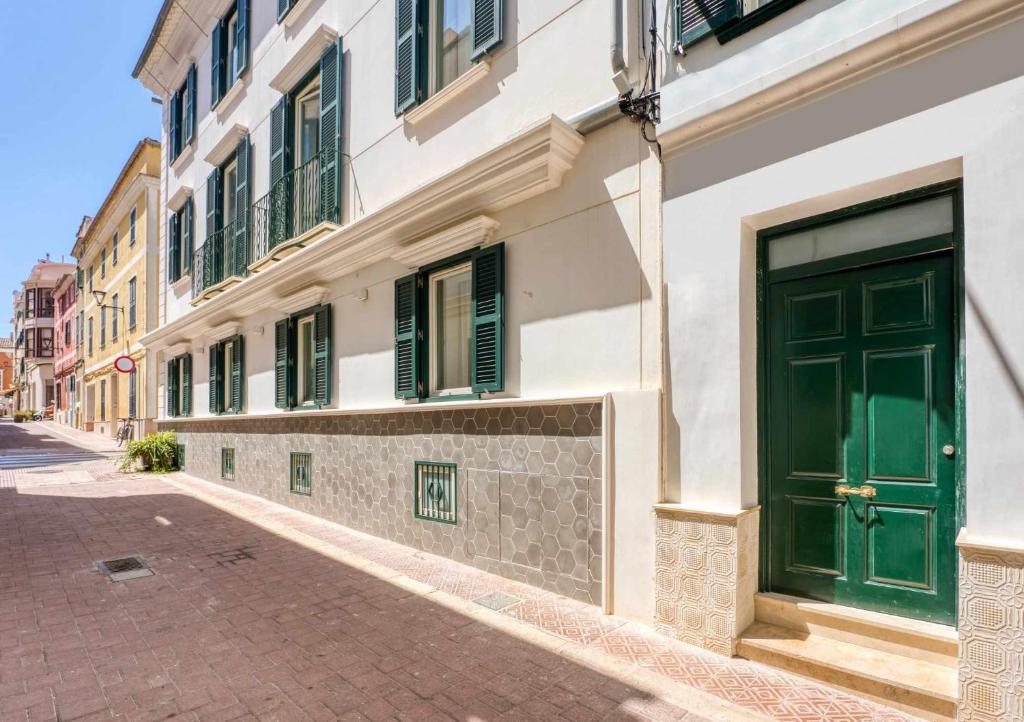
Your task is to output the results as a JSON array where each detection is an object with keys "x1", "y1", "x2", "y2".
[{"x1": 113, "y1": 355, "x2": 136, "y2": 374}]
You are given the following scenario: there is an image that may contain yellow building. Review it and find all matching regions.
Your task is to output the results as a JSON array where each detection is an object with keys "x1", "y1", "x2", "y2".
[{"x1": 72, "y1": 139, "x2": 161, "y2": 439}]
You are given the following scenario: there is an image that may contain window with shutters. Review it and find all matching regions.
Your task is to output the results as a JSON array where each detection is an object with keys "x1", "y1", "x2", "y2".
[
  {"x1": 111, "y1": 294, "x2": 119, "y2": 342},
  {"x1": 112, "y1": 231, "x2": 119, "y2": 266},
  {"x1": 128, "y1": 277, "x2": 137, "y2": 330},
  {"x1": 87, "y1": 316, "x2": 93, "y2": 356},
  {"x1": 208, "y1": 335, "x2": 245, "y2": 415},
  {"x1": 100, "y1": 306, "x2": 106, "y2": 349},
  {"x1": 673, "y1": 0, "x2": 803, "y2": 49},
  {"x1": 130, "y1": 208, "x2": 137, "y2": 246},
  {"x1": 395, "y1": 0, "x2": 503, "y2": 115},
  {"x1": 168, "y1": 65, "x2": 196, "y2": 163},
  {"x1": 394, "y1": 244, "x2": 504, "y2": 400},
  {"x1": 211, "y1": 1, "x2": 249, "y2": 108},
  {"x1": 100, "y1": 247, "x2": 106, "y2": 278},
  {"x1": 166, "y1": 353, "x2": 193, "y2": 418},
  {"x1": 168, "y1": 199, "x2": 194, "y2": 283},
  {"x1": 274, "y1": 305, "x2": 331, "y2": 410}
]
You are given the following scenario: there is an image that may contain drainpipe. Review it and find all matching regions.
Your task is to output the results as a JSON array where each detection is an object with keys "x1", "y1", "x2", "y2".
[{"x1": 611, "y1": 0, "x2": 629, "y2": 91}]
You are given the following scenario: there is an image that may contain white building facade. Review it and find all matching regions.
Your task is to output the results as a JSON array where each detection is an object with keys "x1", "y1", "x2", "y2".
[
  {"x1": 134, "y1": 0, "x2": 662, "y2": 616},
  {"x1": 659, "y1": 0, "x2": 1024, "y2": 719}
]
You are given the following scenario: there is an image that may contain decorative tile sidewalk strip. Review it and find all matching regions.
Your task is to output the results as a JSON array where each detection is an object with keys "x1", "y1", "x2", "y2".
[{"x1": 164, "y1": 473, "x2": 921, "y2": 722}]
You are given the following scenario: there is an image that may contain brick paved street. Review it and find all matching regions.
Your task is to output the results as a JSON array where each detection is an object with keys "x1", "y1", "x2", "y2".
[{"x1": 0, "y1": 420, "x2": 919, "y2": 721}]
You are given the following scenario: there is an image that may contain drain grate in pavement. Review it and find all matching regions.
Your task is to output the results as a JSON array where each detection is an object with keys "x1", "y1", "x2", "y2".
[
  {"x1": 96, "y1": 556, "x2": 153, "y2": 582},
  {"x1": 473, "y1": 591, "x2": 521, "y2": 611}
]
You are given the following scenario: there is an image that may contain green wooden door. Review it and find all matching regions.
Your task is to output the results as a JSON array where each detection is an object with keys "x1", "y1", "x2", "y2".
[{"x1": 767, "y1": 252, "x2": 957, "y2": 624}]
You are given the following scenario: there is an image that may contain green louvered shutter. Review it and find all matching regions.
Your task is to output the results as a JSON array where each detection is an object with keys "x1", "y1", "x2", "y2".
[
  {"x1": 182, "y1": 198, "x2": 193, "y2": 274},
  {"x1": 166, "y1": 359, "x2": 178, "y2": 417},
  {"x1": 471, "y1": 0, "x2": 503, "y2": 59},
  {"x1": 209, "y1": 344, "x2": 221, "y2": 413},
  {"x1": 269, "y1": 97, "x2": 288, "y2": 247},
  {"x1": 274, "y1": 318, "x2": 290, "y2": 408},
  {"x1": 167, "y1": 212, "x2": 180, "y2": 282},
  {"x1": 181, "y1": 353, "x2": 193, "y2": 416},
  {"x1": 675, "y1": 0, "x2": 740, "y2": 47},
  {"x1": 319, "y1": 40, "x2": 343, "y2": 225},
  {"x1": 168, "y1": 92, "x2": 181, "y2": 160},
  {"x1": 234, "y1": 135, "x2": 250, "y2": 276},
  {"x1": 471, "y1": 243, "x2": 504, "y2": 393},
  {"x1": 206, "y1": 169, "x2": 221, "y2": 286},
  {"x1": 235, "y1": 0, "x2": 250, "y2": 79},
  {"x1": 394, "y1": 273, "x2": 419, "y2": 398},
  {"x1": 394, "y1": 0, "x2": 418, "y2": 115},
  {"x1": 211, "y1": 18, "x2": 223, "y2": 107},
  {"x1": 230, "y1": 335, "x2": 244, "y2": 413},
  {"x1": 313, "y1": 305, "x2": 331, "y2": 406},
  {"x1": 183, "y1": 65, "x2": 196, "y2": 145}
]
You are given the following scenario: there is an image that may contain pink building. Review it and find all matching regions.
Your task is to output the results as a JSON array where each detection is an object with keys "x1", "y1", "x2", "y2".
[{"x1": 53, "y1": 271, "x2": 79, "y2": 427}]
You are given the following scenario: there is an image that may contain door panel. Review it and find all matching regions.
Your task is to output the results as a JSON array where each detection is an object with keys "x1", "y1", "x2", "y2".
[
  {"x1": 865, "y1": 349, "x2": 932, "y2": 482},
  {"x1": 767, "y1": 253, "x2": 956, "y2": 624}
]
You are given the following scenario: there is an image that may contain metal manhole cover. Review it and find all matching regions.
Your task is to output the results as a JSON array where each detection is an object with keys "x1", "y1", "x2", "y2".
[{"x1": 97, "y1": 556, "x2": 153, "y2": 582}]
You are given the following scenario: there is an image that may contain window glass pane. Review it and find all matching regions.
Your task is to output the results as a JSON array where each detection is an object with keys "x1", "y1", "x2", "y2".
[
  {"x1": 437, "y1": 0, "x2": 472, "y2": 90},
  {"x1": 295, "y1": 81, "x2": 320, "y2": 165},
  {"x1": 431, "y1": 264, "x2": 472, "y2": 393},
  {"x1": 767, "y1": 195, "x2": 954, "y2": 270},
  {"x1": 227, "y1": 13, "x2": 238, "y2": 82},
  {"x1": 297, "y1": 317, "x2": 314, "y2": 403}
]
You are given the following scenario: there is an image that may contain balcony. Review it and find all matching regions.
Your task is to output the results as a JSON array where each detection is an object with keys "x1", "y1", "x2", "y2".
[{"x1": 191, "y1": 146, "x2": 340, "y2": 303}]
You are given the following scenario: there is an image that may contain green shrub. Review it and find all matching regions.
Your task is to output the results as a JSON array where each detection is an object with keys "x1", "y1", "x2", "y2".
[
  {"x1": 12, "y1": 411, "x2": 31, "y2": 423},
  {"x1": 120, "y1": 431, "x2": 178, "y2": 473}
]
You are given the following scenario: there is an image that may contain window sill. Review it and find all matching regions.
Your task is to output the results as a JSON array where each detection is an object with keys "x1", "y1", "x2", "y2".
[
  {"x1": 403, "y1": 60, "x2": 491, "y2": 126},
  {"x1": 282, "y1": 0, "x2": 315, "y2": 29},
  {"x1": 204, "y1": 123, "x2": 249, "y2": 166},
  {"x1": 169, "y1": 144, "x2": 194, "y2": 174},
  {"x1": 169, "y1": 275, "x2": 192, "y2": 295},
  {"x1": 214, "y1": 76, "x2": 247, "y2": 119}
]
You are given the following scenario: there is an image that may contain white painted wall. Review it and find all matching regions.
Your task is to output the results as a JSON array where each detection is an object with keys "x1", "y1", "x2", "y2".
[
  {"x1": 660, "y1": 6, "x2": 1024, "y2": 543},
  {"x1": 148, "y1": 0, "x2": 661, "y2": 417}
]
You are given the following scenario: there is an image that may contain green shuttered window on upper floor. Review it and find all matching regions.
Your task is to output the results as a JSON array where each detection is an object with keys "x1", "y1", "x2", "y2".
[
  {"x1": 394, "y1": 0, "x2": 504, "y2": 115},
  {"x1": 212, "y1": 0, "x2": 250, "y2": 109},
  {"x1": 673, "y1": 0, "x2": 740, "y2": 47},
  {"x1": 394, "y1": 243, "x2": 504, "y2": 399},
  {"x1": 167, "y1": 197, "x2": 193, "y2": 283},
  {"x1": 274, "y1": 305, "x2": 332, "y2": 409},
  {"x1": 169, "y1": 65, "x2": 196, "y2": 163}
]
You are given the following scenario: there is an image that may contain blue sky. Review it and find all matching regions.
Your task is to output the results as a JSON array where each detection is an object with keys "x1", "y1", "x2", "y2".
[{"x1": 0, "y1": 1, "x2": 163, "y2": 337}]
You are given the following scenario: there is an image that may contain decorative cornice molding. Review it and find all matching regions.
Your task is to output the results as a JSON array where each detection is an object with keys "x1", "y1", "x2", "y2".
[
  {"x1": 205, "y1": 320, "x2": 242, "y2": 341},
  {"x1": 269, "y1": 24, "x2": 339, "y2": 93},
  {"x1": 204, "y1": 123, "x2": 249, "y2": 167},
  {"x1": 167, "y1": 184, "x2": 194, "y2": 212},
  {"x1": 659, "y1": 0, "x2": 1024, "y2": 154},
  {"x1": 276, "y1": 284, "x2": 328, "y2": 314},
  {"x1": 141, "y1": 115, "x2": 585, "y2": 350},
  {"x1": 393, "y1": 216, "x2": 499, "y2": 267}
]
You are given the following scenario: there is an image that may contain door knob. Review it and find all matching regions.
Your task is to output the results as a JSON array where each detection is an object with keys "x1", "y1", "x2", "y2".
[{"x1": 942, "y1": 444, "x2": 955, "y2": 457}]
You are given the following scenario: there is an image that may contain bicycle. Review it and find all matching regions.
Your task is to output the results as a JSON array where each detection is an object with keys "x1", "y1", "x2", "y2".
[{"x1": 116, "y1": 417, "x2": 136, "y2": 447}]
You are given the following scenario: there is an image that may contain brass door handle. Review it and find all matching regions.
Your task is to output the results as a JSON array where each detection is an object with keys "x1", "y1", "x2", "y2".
[{"x1": 835, "y1": 484, "x2": 877, "y2": 498}]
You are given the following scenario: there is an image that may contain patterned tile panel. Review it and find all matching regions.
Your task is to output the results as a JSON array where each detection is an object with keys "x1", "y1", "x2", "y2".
[
  {"x1": 958, "y1": 543, "x2": 1024, "y2": 721},
  {"x1": 654, "y1": 506, "x2": 759, "y2": 656},
  {"x1": 161, "y1": 402, "x2": 603, "y2": 604}
]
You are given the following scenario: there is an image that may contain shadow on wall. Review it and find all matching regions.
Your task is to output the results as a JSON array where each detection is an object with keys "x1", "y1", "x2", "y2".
[
  {"x1": 967, "y1": 286, "x2": 1024, "y2": 413},
  {"x1": 664, "y1": 16, "x2": 1024, "y2": 200},
  {"x1": 0, "y1": 480, "x2": 678, "y2": 720}
]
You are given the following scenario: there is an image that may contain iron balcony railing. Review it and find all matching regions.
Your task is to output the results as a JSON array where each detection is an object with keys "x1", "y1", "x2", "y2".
[
  {"x1": 250, "y1": 145, "x2": 339, "y2": 266},
  {"x1": 193, "y1": 214, "x2": 249, "y2": 297}
]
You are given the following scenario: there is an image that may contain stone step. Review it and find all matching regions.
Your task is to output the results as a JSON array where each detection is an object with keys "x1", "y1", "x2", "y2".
[
  {"x1": 754, "y1": 592, "x2": 958, "y2": 668},
  {"x1": 738, "y1": 621, "x2": 957, "y2": 722}
]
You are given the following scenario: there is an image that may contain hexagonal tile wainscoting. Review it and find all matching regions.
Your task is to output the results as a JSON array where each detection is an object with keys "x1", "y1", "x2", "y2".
[{"x1": 162, "y1": 403, "x2": 603, "y2": 604}]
